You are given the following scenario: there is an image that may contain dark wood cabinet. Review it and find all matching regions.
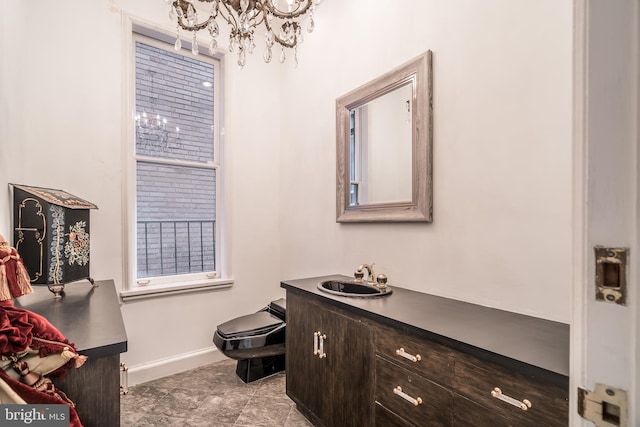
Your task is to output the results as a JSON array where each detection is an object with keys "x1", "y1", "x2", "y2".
[
  {"x1": 51, "y1": 354, "x2": 122, "y2": 427},
  {"x1": 282, "y1": 275, "x2": 569, "y2": 427},
  {"x1": 286, "y1": 291, "x2": 373, "y2": 427},
  {"x1": 15, "y1": 280, "x2": 127, "y2": 427}
]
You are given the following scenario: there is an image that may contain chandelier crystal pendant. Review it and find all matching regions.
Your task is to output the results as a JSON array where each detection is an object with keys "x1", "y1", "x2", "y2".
[{"x1": 167, "y1": 0, "x2": 321, "y2": 68}]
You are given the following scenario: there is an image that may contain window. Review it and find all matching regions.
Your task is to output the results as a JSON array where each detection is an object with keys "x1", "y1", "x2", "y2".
[
  {"x1": 349, "y1": 109, "x2": 360, "y2": 206},
  {"x1": 128, "y1": 31, "x2": 224, "y2": 293}
]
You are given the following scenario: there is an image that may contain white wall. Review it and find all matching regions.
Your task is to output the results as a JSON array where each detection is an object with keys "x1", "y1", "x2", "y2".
[
  {"x1": 1, "y1": 0, "x2": 573, "y2": 383},
  {"x1": 279, "y1": 0, "x2": 573, "y2": 322}
]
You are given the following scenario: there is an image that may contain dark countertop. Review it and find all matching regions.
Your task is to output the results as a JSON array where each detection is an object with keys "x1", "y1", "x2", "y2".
[
  {"x1": 14, "y1": 279, "x2": 128, "y2": 359},
  {"x1": 281, "y1": 275, "x2": 569, "y2": 383}
]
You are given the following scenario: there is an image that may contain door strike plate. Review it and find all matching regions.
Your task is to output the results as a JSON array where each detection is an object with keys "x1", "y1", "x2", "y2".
[
  {"x1": 594, "y1": 247, "x2": 628, "y2": 305},
  {"x1": 578, "y1": 384, "x2": 627, "y2": 427}
]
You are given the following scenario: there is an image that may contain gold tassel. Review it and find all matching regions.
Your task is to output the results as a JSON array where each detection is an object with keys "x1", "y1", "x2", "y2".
[
  {"x1": 14, "y1": 255, "x2": 32, "y2": 297},
  {"x1": 0, "y1": 263, "x2": 10, "y2": 301},
  {"x1": 0, "y1": 249, "x2": 33, "y2": 300},
  {"x1": 74, "y1": 355, "x2": 88, "y2": 368},
  {"x1": 61, "y1": 349, "x2": 87, "y2": 369}
]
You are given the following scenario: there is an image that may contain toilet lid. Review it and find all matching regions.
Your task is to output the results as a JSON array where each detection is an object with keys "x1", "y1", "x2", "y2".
[{"x1": 217, "y1": 311, "x2": 284, "y2": 339}]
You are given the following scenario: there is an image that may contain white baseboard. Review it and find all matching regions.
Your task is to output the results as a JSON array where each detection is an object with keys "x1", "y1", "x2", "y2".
[{"x1": 123, "y1": 347, "x2": 228, "y2": 387}]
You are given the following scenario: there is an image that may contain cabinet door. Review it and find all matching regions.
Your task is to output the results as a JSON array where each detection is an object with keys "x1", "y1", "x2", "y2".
[
  {"x1": 286, "y1": 292, "x2": 326, "y2": 421},
  {"x1": 286, "y1": 292, "x2": 373, "y2": 427},
  {"x1": 323, "y1": 308, "x2": 373, "y2": 427}
]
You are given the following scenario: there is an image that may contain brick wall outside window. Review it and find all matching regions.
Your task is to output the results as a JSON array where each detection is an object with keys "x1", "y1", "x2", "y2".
[{"x1": 134, "y1": 41, "x2": 217, "y2": 278}]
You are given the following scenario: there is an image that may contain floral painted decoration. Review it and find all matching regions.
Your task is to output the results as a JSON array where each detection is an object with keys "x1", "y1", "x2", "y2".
[{"x1": 64, "y1": 222, "x2": 90, "y2": 267}]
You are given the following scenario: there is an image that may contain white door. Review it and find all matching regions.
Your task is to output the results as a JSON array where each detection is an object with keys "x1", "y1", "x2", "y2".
[{"x1": 571, "y1": 1, "x2": 638, "y2": 426}]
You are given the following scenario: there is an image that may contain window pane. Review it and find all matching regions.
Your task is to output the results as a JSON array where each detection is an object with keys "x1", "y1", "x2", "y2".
[
  {"x1": 136, "y1": 162, "x2": 216, "y2": 278},
  {"x1": 135, "y1": 41, "x2": 215, "y2": 163}
]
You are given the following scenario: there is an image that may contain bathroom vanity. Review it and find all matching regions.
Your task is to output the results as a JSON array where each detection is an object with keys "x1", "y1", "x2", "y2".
[{"x1": 281, "y1": 275, "x2": 569, "y2": 427}]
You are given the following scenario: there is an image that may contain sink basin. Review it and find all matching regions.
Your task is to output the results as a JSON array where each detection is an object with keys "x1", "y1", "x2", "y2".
[{"x1": 317, "y1": 280, "x2": 392, "y2": 298}]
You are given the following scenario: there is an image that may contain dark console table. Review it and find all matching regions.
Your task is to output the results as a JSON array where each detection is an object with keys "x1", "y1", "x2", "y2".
[{"x1": 15, "y1": 279, "x2": 128, "y2": 427}]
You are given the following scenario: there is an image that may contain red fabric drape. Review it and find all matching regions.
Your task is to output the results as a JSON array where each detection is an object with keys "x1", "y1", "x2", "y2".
[
  {"x1": 0, "y1": 300, "x2": 33, "y2": 354},
  {"x1": 0, "y1": 370, "x2": 83, "y2": 427},
  {"x1": 0, "y1": 237, "x2": 84, "y2": 426}
]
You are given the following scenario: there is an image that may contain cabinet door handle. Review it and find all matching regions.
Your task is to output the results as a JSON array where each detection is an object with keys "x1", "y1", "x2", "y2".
[
  {"x1": 318, "y1": 333, "x2": 327, "y2": 359},
  {"x1": 393, "y1": 386, "x2": 423, "y2": 406},
  {"x1": 313, "y1": 331, "x2": 320, "y2": 355},
  {"x1": 396, "y1": 347, "x2": 422, "y2": 362},
  {"x1": 490, "y1": 387, "x2": 532, "y2": 411}
]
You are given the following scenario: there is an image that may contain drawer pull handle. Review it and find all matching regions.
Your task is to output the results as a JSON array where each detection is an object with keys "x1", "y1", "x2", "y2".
[
  {"x1": 396, "y1": 348, "x2": 421, "y2": 362},
  {"x1": 393, "y1": 386, "x2": 423, "y2": 406},
  {"x1": 491, "y1": 387, "x2": 532, "y2": 411}
]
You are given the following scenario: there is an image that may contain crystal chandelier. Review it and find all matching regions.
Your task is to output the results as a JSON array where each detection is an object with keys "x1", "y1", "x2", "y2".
[
  {"x1": 167, "y1": 0, "x2": 321, "y2": 67},
  {"x1": 135, "y1": 71, "x2": 182, "y2": 151},
  {"x1": 136, "y1": 111, "x2": 168, "y2": 143},
  {"x1": 135, "y1": 112, "x2": 183, "y2": 152}
]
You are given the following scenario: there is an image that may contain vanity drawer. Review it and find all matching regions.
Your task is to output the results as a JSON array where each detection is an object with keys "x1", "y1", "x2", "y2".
[
  {"x1": 375, "y1": 402, "x2": 415, "y2": 427},
  {"x1": 454, "y1": 354, "x2": 568, "y2": 427},
  {"x1": 453, "y1": 393, "x2": 516, "y2": 427},
  {"x1": 375, "y1": 323, "x2": 454, "y2": 385},
  {"x1": 376, "y1": 356, "x2": 453, "y2": 427}
]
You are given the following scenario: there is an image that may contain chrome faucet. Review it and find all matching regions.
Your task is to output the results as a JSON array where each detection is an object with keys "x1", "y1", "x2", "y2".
[
  {"x1": 355, "y1": 263, "x2": 376, "y2": 285},
  {"x1": 354, "y1": 263, "x2": 389, "y2": 291}
]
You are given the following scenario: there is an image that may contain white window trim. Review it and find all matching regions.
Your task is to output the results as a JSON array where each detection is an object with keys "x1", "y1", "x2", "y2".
[
  {"x1": 120, "y1": 276, "x2": 233, "y2": 302},
  {"x1": 121, "y1": 16, "x2": 231, "y2": 300}
]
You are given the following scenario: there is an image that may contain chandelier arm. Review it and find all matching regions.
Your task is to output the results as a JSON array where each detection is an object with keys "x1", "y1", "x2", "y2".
[
  {"x1": 262, "y1": 0, "x2": 313, "y2": 20},
  {"x1": 261, "y1": 8, "x2": 274, "y2": 31},
  {"x1": 217, "y1": 0, "x2": 240, "y2": 30},
  {"x1": 173, "y1": 0, "x2": 218, "y2": 31},
  {"x1": 252, "y1": 5, "x2": 267, "y2": 27},
  {"x1": 176, "y1": 15, "x2": 216, "y2": 32},
  {"x1": 274, "y1": 32, "x2": 296, "y2": 49}
]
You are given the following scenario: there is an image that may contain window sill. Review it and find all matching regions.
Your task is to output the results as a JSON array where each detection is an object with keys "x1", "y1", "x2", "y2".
[{"x1": 120, "y1": 278, "x2": 233, "y2": 302}]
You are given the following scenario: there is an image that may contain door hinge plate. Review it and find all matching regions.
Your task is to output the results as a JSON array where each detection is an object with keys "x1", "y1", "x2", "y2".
[
  {"x1": 594, "y1": 247, "x2": 628, "y2": 305},
  {"x1": 578, "y1": 384, "x2": 627, "y2": 427}
]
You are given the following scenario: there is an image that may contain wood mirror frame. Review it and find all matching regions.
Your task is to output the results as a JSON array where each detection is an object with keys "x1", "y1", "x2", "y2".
[{"x1": 336, "y1": 51, "x2": 433, "y2": 223}]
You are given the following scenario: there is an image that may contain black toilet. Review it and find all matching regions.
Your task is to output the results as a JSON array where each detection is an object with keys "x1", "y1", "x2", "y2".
[{"x1": 212, "y1": 298, "x2": 286, "y2": 383}]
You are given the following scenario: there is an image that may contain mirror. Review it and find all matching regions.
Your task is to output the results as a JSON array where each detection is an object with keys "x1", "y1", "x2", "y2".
[
  {"x1": 336, "y1": 51, "x2": 433, "y2": 222},
  {"x1": 349, "y1": 83, "x2": 414, "y2": 206}
]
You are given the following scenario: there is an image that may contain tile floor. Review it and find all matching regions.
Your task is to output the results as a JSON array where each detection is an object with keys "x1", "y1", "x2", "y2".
[{"x1": 120, "y1": 358, "x2": 314, "y2": 427}]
